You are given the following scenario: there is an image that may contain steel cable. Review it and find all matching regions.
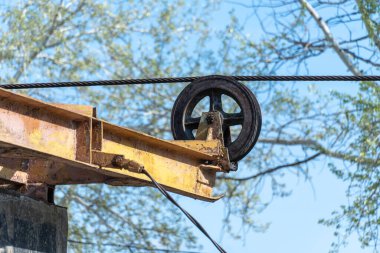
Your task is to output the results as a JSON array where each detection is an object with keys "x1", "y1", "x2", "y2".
[
  {"x1": 1, "y1": 75, "x2": 380, "y2": 89},
  {"x1": 141, "y1": 168, "x2": 227, "y2": 253}
]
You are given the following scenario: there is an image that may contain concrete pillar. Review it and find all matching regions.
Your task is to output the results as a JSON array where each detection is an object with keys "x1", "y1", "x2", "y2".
[{"x1": 0, "y1": 190, "x2": 67, "y2": 253}]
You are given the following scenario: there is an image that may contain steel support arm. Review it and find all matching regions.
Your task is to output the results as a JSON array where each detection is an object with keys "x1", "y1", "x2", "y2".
[{"x1": 0, "y1": 88, "x2": 229, "y2": 201}]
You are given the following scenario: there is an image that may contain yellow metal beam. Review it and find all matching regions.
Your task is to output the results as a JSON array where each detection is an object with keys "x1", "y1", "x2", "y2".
[{"x1": 0, "y1": 88, "x2": 229, "y2": 201}]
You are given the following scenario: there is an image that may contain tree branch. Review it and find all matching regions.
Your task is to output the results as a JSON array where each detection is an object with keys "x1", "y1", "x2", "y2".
[
  {"x1": 341, "y1": 48, "x2": 380, "y2": 67},
  {"x1": 298, "y1": 0, "x2": 362, "y2": 75},
  {"x1": 12, "y1": 1, "x2": 86, "y2": 82},
  {"x1": 221, "y1": 152, "x2": 322, "y2": 181},
  {"x1": 259, "y1": 138, "x2": 379, "y2": 166},
  {"x1": 355, "y1": 0, "x2": 380, "y2": 52}
]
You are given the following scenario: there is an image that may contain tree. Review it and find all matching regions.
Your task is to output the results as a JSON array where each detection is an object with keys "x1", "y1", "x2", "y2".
[
  {"x1": 1, "y1": 1, "x2": 216, "y2": 251},
  {"x1": 0, "y1": 0, "x2": 378, "y2": 252},
  {"x1": 218, "y1": 0, "x2": 379, "y2": 251}
]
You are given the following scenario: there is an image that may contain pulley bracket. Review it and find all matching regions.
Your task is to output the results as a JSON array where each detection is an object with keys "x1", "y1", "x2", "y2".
[{"x1": 195, "y1": 111, "x2": 231, "y2": 171}]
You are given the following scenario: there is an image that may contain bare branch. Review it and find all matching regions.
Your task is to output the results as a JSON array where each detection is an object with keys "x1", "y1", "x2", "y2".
[
  {"x1": 298, "y1": 0, "x2": 362, "y2": 75},
  {"x1": 341, "y1": 48, "x2": 380, "y2": 67},
  {"x1": 259, "y1": 138, "x2": 379, "y2": 166},
  {"x1": 220, "y1": 152, "x2": 322, "y2": 181}
]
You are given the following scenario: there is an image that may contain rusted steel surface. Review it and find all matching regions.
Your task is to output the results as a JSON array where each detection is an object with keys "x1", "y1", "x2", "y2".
[
  {"x1": 92, "y1": 150, "x2": 144, "y2": 173},
  {"x1": 0, "y1": 88, "x2": 229, "y2": 201},
  {"x1": 51, "y1": 103, "x2": 96, "y2": 117},
  {"x1": 169, "y1": 140, "x2": 222, "y2": 156}
]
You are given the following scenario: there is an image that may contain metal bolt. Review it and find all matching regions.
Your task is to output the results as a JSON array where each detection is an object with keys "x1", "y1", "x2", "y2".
[
  {"x1": 21, "y1": 160, "x2": 29, "y2": 172},
  {"x1": 206, "y1": 114, "x2": 214, "y2": 125}
]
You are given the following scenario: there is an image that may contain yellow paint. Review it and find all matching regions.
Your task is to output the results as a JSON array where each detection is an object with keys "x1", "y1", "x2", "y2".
[
  {"x1": 101, "y1": 133, "x2": 215, "y2": 200},
  {"x1": 0, "y1": 87, "x2": 227, "y2": 201},
  {"x1": 169, "y1": 140, "x2": 222, "y2": 156},
  {"x1": 29, "y1": 129, "x2": 43, "y2": 146},
  {"x1": 28, "y1": 127, "x2": 76, "y2": 160},
  {"x1": 52, "y1": 103, "x2": 95, "y2": 117}
]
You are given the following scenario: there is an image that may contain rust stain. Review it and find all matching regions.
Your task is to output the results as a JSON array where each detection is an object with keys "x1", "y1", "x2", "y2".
[{"x1": 0, "y1": 88, "x2": 228, "y2": 201}]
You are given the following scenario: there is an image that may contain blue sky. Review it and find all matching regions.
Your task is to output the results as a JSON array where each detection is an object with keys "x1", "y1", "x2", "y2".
[
  {"x1": 181, "y1": 160, "x2": 370, "y2": 253},
  {"x1": 63, "y1": 2, "x2": 374, "y2": 252},
  {"x1": 2, "y1": 1, "x2": 376, "y2": 252},
  {"x1": 173, "y1": 2, "x2": 374, "y2": 253}
]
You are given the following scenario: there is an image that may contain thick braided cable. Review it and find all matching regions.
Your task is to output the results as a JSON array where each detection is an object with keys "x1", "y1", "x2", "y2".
[
  {"x1": 0, "y1": 77, "x2": 197, "y2": 89},
  {"x1": 234, "y1": 75, "x2": 380, "y2": 81},
  {"x1": 1, "y1": 75, "x2": 380, "y2": 89}
]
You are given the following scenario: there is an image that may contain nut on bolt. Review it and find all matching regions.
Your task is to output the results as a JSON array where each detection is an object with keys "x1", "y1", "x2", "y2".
[{"x1": 206, "y1": 114, "x2": 214, "y2": 125}]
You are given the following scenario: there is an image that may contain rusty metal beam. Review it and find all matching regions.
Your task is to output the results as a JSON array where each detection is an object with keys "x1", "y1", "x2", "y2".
[{"x1": 0, "y1": 88, "x2": 229, "y2": 202}]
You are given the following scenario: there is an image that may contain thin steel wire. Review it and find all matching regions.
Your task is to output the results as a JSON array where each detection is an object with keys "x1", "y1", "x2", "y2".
[{"x1": 1, "y1": 75, "x2": 380, "y2": 89}]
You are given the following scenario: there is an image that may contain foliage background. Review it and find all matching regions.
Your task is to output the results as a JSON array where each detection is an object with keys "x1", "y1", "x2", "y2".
[{"x1": 0, "y1": 0, "x2": 378, "y2": 252}]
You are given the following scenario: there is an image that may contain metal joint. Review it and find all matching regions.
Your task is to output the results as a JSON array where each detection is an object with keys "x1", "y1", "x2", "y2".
[{"x1": 112, "y1": 156, "x2": 144, "y2": 173}]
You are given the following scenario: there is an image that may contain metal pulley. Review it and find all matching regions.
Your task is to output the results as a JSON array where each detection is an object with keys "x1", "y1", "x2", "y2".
[{"x1": 171, "y1": 76, "x2": 262, "y2": 162}]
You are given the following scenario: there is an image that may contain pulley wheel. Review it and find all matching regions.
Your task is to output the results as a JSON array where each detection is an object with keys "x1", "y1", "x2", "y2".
[{"x1": 171, "y1": 76, "x2": 261, "y2": 162}]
